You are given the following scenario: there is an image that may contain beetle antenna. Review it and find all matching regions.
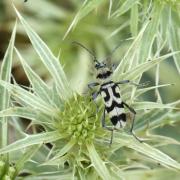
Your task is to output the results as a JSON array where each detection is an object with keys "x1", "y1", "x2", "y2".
[{"x1": 72, "y1": 41, "x2": 98, "y2": 62}]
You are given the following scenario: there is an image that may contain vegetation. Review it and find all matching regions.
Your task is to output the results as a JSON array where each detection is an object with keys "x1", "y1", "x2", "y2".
[{"x1": 0, "y1": 0, "x2": 179, "y2": 179}]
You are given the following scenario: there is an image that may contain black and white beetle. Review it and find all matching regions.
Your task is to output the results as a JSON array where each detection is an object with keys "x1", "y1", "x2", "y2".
[{"x1": 73, "y1": 42, "x2": 144, "y2": 145}]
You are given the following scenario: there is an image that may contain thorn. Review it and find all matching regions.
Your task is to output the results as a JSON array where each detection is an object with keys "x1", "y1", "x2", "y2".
[{"x1": 138, "y1": 81, "x2": 150, "y2": 88}]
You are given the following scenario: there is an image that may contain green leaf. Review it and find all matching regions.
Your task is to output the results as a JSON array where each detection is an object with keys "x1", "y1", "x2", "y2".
[
  {"x1": 51, "y1": 83, "x2": 63, "y2": 108},
  {"x1": 15, "y1": 48, "x2": 56, "y2": 107},
  {"x1": 138, "y1": 3, "x2": 163, "y2": 63},
  {"x1": 113, "y1": 20, "x2": 150, "y2": 75},
  {"x1": 135, "y1": 84, "x2": 173, "y2": 98},
  {"x1": 169, "y1": 10, "x2": 180, "y2": 74},
  {"x1": 63, "y1": 0, "x2": 105, "y2": 39},
  {"x1": 0, "y1": 107, "x2": 53, "y2": 124},
  {"x1": 0, "y1": 80, "x2": 54, "y2": 114},
  {"x1": 14, "y1": 144, "x2": 41, "y2": 177},
  {"x1": 135, "y1": 109, "x2": 170, "y2": 131},
  {"x1": 112, "y1": 0, "x2": 139, "y2": 17},
  {"x1": 108, "y1": 0, "x2": 113, "y2": 18},
  {"x1": 0, "y1": 21, "x2": 17, "y2": 149},
  {"x1": 0, "y1": 22, "x2": 16, "y2": 82},
  {"x1": 14, "y1": 6, "x2": 71, "y2": 100},
  {"x1": 130, "y1": 3, "x2": 138, "y2": 36},
  {"x1": 108, "y1": 20, "x2": 129, "y2": 38},
  {"x1": 123, "y1": 84, "x2": 173, "y2": 101},
  {"x1": 43, "y1": 153, "x2": 70, "y2": 166},
  {"x1": 0, "y1": 131, "x2": 62, "y2": 154},
  {"x1": 145, "y1": 134, "x2": 180, "y2": 147},
  {"x1": 114, "y1": 132, "x2": 180, "y2": 170},
  {"x1": 86, "y1": 143, "x2": 111, "y2": 180},
  {"x1": 24, "y1": 173, "x2": 73, "y2": 180},
  {"x1": 133, "y1": 101, "x2": 176, "y2": 111},
  {"x1": 52, "y1": 140, "x2": 75, "y2": 160},
  {"x1": 121, "y1": 169, "x2": 180, "y2": 180},
  {"x1": 74, "y1": 0, "x2": 105, "y2": 21},
  {"x1": 114, "y1": 52, "x2": 180, "y2": 81}
]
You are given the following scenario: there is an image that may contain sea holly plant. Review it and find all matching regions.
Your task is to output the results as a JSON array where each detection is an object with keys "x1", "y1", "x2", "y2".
[
  {"x1": 0, "y1": 20, "x2": 17, "y2": 180},
  {"x1": 0, "y1": 7, "x2": 180, "y2": 180},
  {"x1": 0, "y1": 21, "x2": 41, "y2": 179}
]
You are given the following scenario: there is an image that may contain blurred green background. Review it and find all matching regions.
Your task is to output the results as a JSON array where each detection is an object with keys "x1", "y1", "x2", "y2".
[{"x1": 0, "y1": 0, "x2": 180, "y2": 179}]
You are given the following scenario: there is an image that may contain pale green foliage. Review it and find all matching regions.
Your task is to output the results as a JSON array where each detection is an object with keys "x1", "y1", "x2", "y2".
[
  {"x1": 0, "y1": 1, "x2": 179, "y2": 180},
  {"x1": 63, "y1": 0, "x2": 105, "y2": 40},
  {"x1": 0, "y1": 21, "x2": 16, "y2": 150}
]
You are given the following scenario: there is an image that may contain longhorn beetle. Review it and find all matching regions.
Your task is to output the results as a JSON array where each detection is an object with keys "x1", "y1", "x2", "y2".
[{"x1": 73, "y1": 41, "x2": 145, "y2": 145}]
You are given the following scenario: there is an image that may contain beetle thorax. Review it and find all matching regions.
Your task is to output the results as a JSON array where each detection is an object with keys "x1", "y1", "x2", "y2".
[{"x1": 96, "y1": 66, "x2": 112, "y2": 83}]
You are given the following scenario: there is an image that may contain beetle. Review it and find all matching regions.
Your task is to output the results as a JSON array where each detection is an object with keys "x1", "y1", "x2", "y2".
[{"x1": 73, "y1": 41, "x2": 144, "y2": 144}]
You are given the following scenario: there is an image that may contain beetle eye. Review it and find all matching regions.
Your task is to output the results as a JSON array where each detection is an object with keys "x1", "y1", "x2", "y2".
[{"x1": 95, "y1": 64, "x2": 100, "y2": 68}]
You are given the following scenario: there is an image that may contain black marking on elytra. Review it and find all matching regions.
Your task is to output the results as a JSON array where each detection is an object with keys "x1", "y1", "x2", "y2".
[
  {"x1": 100, "y1": 89, "x2": 110, "y2": 102},
  {"x1": 110, "y1": 113, "x2": 126, "y2": 125},
  {"x1": 119, "y1": 113, "x2": 126, "y2": 122},
  {"x1": 96, "y1": 71, "x2": 112, "y2": 79},
  {"x1": 111, "y1": 84, "x2": 121, "y2": 98},
  {"x1": 105, "y1": 101, "x2": 124, "y2": 113}
]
